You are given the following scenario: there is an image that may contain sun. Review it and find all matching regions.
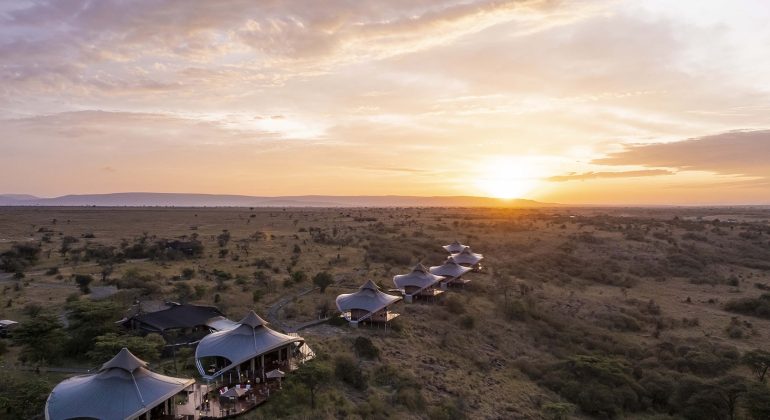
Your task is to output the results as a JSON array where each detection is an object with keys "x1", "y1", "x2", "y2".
[{"x1": 474, "y1": 156, "x2": 542, "y2": 199}]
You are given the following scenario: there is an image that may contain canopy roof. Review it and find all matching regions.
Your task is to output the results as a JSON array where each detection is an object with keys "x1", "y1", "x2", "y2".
[
  {"x1": 45, "y1": 348, "x2": 193, "y2": 420},
  {"x1": 429, "y1": 256, "x2": 473, "y2": 279},
  {"x1": 0, "y1": 319, "x2": 19, "y2": 328},
  {"x1": 393, "y1": 263, "x2": 444, "y2": 293},
  {"x1": 266, "y1": 368, "x2": 285, "y2": 378},
  {"x1": 443, "y1": 240, "x2": 468, "y2": 254},
  {"x1": 195, "y1": 311, "x2": 303, "y2": 380},
  {"x1": 127, "y1": 304, "x2": 224, "y2": 332},
  {"x1": 205, "y1": 315, "x2": 240, "y2": 332},
  {"x1": 221, "y1": 387, "x2": 247, "y2": 398},
  {"x1": 336, "y1": 280, "x2": 402, "y2": 315},
  {"x1": 452, "y1": 246, "x2": 483, "y2": 265}
]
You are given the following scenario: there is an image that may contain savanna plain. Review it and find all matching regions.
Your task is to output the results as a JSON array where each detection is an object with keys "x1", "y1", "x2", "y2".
[{"x1": 1, "y1": 206, "x2": 770, "y2": 419}]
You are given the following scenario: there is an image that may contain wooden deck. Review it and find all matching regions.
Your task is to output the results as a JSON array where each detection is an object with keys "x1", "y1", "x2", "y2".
[{"x1": 175, "y1": 382, "x2": 283, "y2": 419}]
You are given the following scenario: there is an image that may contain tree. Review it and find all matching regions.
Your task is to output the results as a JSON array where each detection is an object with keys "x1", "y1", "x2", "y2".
[
  {"x1": 743, "y1": 350, "x2": 770, "y2": 383},
  {"x1": 293, "y1": 361, "x2": 331, "y2": 409},
  {"x1": 73, "y1": 274, "x2": 93, "y2": 294},
  {"x1": 59, "y1": 236, "x2": 79, "y2": 256},
  {"x1": 0, "y1": 374, "x2": 51, "y2": 418},
  {"x1": 100, "y1": 263, "x2": 114, "y2": 282},
  {"x1": 64, "y1": 300, "x2": 122, "y2": 357},
  {"x1": 88, "y1": 333, "x2": 165, "y2": 363},
  {"x1": 312, "y1": 271, "x2": 334, "y2": 293},
  {"x1": 715, "y1": 376, "x2": 748, "y2": 420},
  {"x1": 217, "y1": 230, "x2": 231, "y2": 247},
  {"x1": 12, "y1": 313, "x2": 66, "y2": 364},
  {"x1": 746, "y1": 384, "x2": 770, "y2": 419}
]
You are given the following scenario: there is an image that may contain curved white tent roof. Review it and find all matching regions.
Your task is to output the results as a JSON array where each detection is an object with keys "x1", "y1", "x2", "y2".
[
  {"x1": 45, "y1": 348, "x2": 193, "y2": 420},
  {"x1": 336, "y1": 280, "x2": 401, "y2": 315},
  {"x1": 452, "y1": 246, "x2": 483, "y2": 266},
  {"x1": 443, "y1": 240, "x2": 468, "y2": 254},
  {"x1": 195, "y1": 311, "x2": 303, "y2": 380},
  {"x1": 430, "y1": 256, "x2": 473, "y2": 279},
  {"x1": 205, "y1": 315, "x2": 240, "y2": 332},
  {"x1": 393, "y1": 263, "x2": 444, "y2": 294}
]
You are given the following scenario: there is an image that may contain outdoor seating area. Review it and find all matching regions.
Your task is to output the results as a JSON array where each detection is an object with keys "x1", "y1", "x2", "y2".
[{"x1": 45, "y1": 310, "x2": 313, "y2": 420}]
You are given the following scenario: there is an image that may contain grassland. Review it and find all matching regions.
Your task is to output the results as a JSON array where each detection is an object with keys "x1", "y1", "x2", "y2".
[{"x1": 1, "y1": 206, "x2": 770, "y2": 419}]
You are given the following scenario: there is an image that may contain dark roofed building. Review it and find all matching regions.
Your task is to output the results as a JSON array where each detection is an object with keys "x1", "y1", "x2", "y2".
[{"x1": 120, "y1": 303, "x2": 224, "y2": 345}]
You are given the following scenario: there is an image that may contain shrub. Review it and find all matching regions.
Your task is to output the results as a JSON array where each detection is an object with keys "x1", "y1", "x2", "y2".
[
  {"x1": 541, "y1": 402, "x2": 576, "y2": 420},
  {"x1": 334, "y1": 355, "x2": 367, "y2": 390},
  {"x1": 746, "y1": 384, "x2": 770, "y2": 419},
  {"x1": 73, "y1": 274, "x2": 93, "y2": 294},
  {"x1": 445, "y1": 295, "x2": 465, "y2": 315},
  {"x1": 0, "y1": 242, "x2": 41, "y2": 272},
  {"x1": 291, "y1": 271, "x2": 307, "y2": 283},
  {"x1": 252, "y1": 289, "x2": 263, "y2": 303},
  {"x1": 459, "y1": 315, "x2": 475, "y2": 329},
  {"x1": 88, "y1": 332, "x2": 165, "y2": 363},
  {"x1": 725, "y1": 294, "x2": 770, "y2": 319},
  {"x1": 353, "y1": 336, "x2": 380, "y2": 360},
  {"x1": 539, "y1": 355, "x2": 644, "y2": 417},
  {"x1": 501, "y1": 299, "x2": 530, "y2": 321},
  {"x1": 0, "y1": 374, "x2": 53, "y2": 418}
]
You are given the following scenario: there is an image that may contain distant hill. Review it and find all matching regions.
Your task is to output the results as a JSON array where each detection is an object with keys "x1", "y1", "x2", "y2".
[{"x1": 0, "y1": 192, "x2": 555, "y2": 207}]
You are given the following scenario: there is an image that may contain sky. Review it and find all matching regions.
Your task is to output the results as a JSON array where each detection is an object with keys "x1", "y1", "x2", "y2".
[{"x1": 1, "y1": 0, "x2": 769, "y2": 205}]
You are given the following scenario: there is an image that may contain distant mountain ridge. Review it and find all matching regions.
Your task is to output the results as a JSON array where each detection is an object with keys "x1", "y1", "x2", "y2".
[{"x1": 0, "y1": 193, "x2": 554, "y2": 207}]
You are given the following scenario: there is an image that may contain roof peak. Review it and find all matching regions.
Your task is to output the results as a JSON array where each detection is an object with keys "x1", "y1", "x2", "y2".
[
  {"x1": 360, "y1": 279, "x2": 380, "y2": 291},
  {"x1": 239, "y1": 310, "x2": 268, "y2": 328},
  {"x1": 100, "y1": 347, "x2": 147, "y2": 372}
]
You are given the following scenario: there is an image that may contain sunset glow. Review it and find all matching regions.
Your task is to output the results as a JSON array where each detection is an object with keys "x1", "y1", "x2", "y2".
[
  {"x1": 1, "y1": 1, "x2": 769, "y2": 204},
  {"x1": 474, "y1": 157, "x2": 543, "y2": 199}
]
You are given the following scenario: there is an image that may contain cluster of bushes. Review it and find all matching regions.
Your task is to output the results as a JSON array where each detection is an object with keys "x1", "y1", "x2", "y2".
[
  {"x1": 508, "y1": 301, "x2": 770, "y2": 419},
  {"x1": 530, "y1": 353, "x2": 769, "y2": 419},
  {"x1": 0, "y1": 242, "x2": 41, "y2": 273},
  {"x1": 306, "y1": 226, "x2": 353, "y2": 246},
  {"x1": 121, "y1": 235, "x2": 203, "y2": 260},
  {"x1": 0, "y1": 373, "x2": 53, "y2": 418},
  {"x1": 725, "y1": 294, "x2": 770, "y2": 319},
  {"x1": 109, "y1": 268, "x2": 161, "y2": 295},
  {"x1": 363, "y1": 235, "x2": 445, "y2": 267}
]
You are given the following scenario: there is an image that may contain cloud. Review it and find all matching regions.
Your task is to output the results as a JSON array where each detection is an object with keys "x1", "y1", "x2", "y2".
[
  {"x1": 0, "y1": 0, "x2": 570, "y2": 107},
  {"x1": 364, "y1": 166, "x2": 431, "y2": 174},
  {"x1": 593, "y1": 130, "x2": 770, "y2": 179},
  {"x1": 547, "y1": 169, "x2": 674, "y2": 182}
]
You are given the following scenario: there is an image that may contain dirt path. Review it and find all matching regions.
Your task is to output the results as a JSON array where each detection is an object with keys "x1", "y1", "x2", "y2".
[{"x1": 265, "y1": 271, "x2": 362, "y2": 332}]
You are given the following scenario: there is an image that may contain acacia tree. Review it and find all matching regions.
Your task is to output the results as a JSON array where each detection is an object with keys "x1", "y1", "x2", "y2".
[
  {"x1": 12, "y1": 313, "x2": 66, "y2": 364},
  {"x1": 312, "y1": 271, "x2": 334, "y2": 293},
  {"x1": 744, "y1": 350, "x2": 770, "y2": 383},
  {"x1": 293, "y1": 361, "x2": 331, "y2": 409}
]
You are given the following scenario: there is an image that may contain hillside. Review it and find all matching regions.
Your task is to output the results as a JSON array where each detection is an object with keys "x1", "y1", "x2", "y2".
[{"x1": 0, "y1": 193, "x2": 553, "y2": 208}]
